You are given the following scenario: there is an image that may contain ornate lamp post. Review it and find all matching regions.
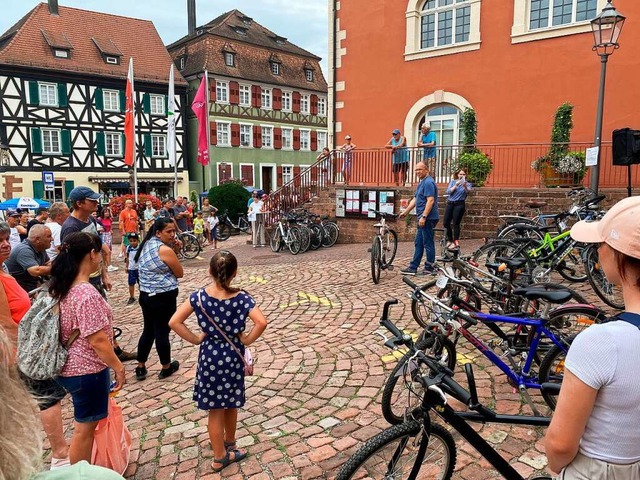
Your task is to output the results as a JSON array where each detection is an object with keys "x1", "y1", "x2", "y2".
[{"x1": 590, "y1": 1, "x2": 625, "y2": 194}]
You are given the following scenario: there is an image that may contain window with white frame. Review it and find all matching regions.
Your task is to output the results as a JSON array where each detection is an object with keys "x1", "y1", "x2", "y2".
[
  {"x1": 42, "y1": 129, "x2": 61, "y2": 154},
  {"x1": 282, "y1": 128, "x2": 293, "y2": 149},
  {"x1": 300, "y1": 94, "x2": 309, "y2": 114},
  {"x1": 39, "y1": 82, "x2": 58, "y2": 106},
  {"x1": 261, "y1": 126, "x2": 273, "y2": 148},
  {"x1": 305, "y1": 69, "x2": 314, "y2": 82},
  {"x1": 300, "y1": 129, "x2": 310, "y2": 150},
  {"x1": 217, "y1": 122, "x2": 231, "y2": 146},
  {"x1": 282, "y1": 165, "x2": 293, "y2": 185},
  {"x1": 317, "y1": 97, "x2": 327, "y2": 116},
  {"x1": 103, "y1": 90, "x2": 119, "y2": 112},
  {"x1": 529, "y1": 0, "x2": 597, "y2": 30},
  {"x1": 270, "y1": 62, "x2": 280, "y2": 75},
  {"x1": 224, "y1": 52, "x2": 235, "y2": 67},
  {"x1": 317, "y1": 131, "x2": 328, "y2": 150},
  {"x1": 282, "y1": 91, "x2": 292, "y2": 111},
  {"x1": 421, "y1": 0, "x2": 471, "y2": 49},
  {"x1": 105, "y1": 132, "x2": 121, "y2": 156},
  {"x1": 216, "y1": 81, "x2": 229, "y2": 103},
  {"x1": 152, "y1": 134, "x2": 166, "y2": 157},
  {"x1": 239, "y1": 84, "x2": 251, "y2": 106},
  {"x1": 240, "y1": 124, "x2": 252, "y2": 147},
  {"x1": 261, "y1": 88, "x2": 272, "y2": 109},
  {"x1": 150, "y1": 94, "x2": 165, "y2": 115}
]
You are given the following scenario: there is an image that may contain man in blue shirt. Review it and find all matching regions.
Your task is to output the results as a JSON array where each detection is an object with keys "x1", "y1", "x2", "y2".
[
  {"x1": 418, "y1": 123, "x2": 437, "y2": 169},
  {"x1": 399, "y1": 161, "x2": 439, "y2": 275}
]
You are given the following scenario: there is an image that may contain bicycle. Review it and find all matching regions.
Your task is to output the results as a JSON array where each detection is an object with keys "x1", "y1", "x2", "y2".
[
  {"x1": 269, "y1": 215, "x2": 302, "y2": 255},
  {"x1": 216, "y1": 210, "x2": 250, "y2": 241},
  {"x1": 369, "y1": 209, "x2": 398, "y2": 284},
  {"x1": 337, "y1": 299, "x2": 556, "y2": 480},
  {"x1": 583, "y1": 243, "x2": 625, "y2": 309},
  {"x1": 319, "y1": 215, "x2": 339, "y2": 247},
  {"x1": 175, "y1": 231, "x2": 200, "y2": 260}
]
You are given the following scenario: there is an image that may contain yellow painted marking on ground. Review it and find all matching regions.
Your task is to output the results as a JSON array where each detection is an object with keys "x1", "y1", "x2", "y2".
[
  {"x1": 297, "y1": 291, "x2": 340, "y2": 307},
  {"x1": 456, "y1": 352, "x2": 475, "y2": 365},
  {"x1": 249, "y1": 275, "x2": 268, "y2": 285},
  {"x1": 380, "y1": 330, "x2": 420, "y2": 363}
]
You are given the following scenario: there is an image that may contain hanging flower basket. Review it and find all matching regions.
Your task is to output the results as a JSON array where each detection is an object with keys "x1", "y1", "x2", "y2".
[{"x1": 541, "y1": 165, "x2": 581, "y2": 187}]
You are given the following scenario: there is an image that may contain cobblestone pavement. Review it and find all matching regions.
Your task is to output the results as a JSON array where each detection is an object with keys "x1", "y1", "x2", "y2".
[{"x1": 49, "y1": 233, "x2": 610, "y2": 479}]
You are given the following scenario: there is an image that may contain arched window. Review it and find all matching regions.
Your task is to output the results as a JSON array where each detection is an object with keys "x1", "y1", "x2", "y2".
[{"x1": 418, "y1": 105, "x2": 461, "y2": 147}]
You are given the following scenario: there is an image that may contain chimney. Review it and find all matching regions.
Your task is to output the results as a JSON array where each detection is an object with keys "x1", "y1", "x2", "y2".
[
  {"x1": 48, "y1": 0, "x2": 59, "y2": 15},
  {"x1": 187, "y1": 0, "x2": 196, "y2": 36}
]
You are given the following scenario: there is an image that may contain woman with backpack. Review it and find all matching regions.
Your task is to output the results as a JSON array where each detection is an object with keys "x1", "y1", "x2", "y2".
[
  {"x1": 545, "y1": 197, "x2": 640, "y2": 478},
  {"x1": 50, "y1": 232, "x2": 125, "y2": 465}
]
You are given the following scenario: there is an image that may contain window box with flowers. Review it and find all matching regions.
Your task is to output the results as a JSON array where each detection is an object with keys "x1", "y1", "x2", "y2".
[{"x1": 532, "y1": 152, "x2": 587, "y2": 187}]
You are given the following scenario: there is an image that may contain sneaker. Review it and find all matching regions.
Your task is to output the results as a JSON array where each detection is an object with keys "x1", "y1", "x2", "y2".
[
  {"x1": 421, "y1": 268, "x2": 437, "y2": 276},
  {"x1": 127, "y1": 297, "x2": 136, "y2": 305},
  {"x1": 107, "y1": 265, "x2": 119, "y2": 272},
  {"x1": 116, "y1": 349, "x2": 138, "y2": 362},
  {"x1": 400, "y1": 267, "x2": 417, "y2": 276},
  {"x1": 158, "y1": 360, "x2": 180, "y2": 379},
  {"x1": 135, "y1": 366, "x2": 147, "y2": 381}
]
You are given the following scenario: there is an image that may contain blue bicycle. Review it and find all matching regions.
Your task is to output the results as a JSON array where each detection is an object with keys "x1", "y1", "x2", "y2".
[{"x1": 381, "y1": 275, "x2": 606, "y2": 423}]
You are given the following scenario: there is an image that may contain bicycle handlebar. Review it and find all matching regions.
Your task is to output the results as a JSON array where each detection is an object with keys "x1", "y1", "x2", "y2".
[{"x1": 368, "y1": 208, "x2": 399, "y2": 219}]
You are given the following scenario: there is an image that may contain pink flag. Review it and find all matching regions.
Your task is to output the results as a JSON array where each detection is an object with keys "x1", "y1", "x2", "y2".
[
  {"x1": 191, "y1": 75, "x2": 210, "y2": 166},
  {"x1": 124, "y1": 58, "x2": 135, "y2": 167}
]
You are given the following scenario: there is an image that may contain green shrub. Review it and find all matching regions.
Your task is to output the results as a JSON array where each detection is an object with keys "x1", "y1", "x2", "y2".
[
  {"x1": 450, "y1": 151, "x2": 493, "y2": 187},
  {"x1": 208, "y1": 179, "x2": 250, "y2": 221},
  {"x1": 189, "y1": 189, "x2": 199, "y2": 205}
]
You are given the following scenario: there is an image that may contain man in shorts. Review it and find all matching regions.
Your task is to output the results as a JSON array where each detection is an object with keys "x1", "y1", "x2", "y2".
[{"x1": 118, "y1": 199, "x2": 139, "y2": 258}]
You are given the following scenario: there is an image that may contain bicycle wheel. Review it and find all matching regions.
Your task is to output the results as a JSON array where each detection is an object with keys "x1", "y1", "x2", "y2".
[
  {"x1": 309, "y1": 224, "x2": 323, "y2": 250},
  {"x1": 411, "y1": 280, "x2": 482, "y2": 329},
  {"x1": 238, "y1": 216, "x2": 250, "y2": 234},
  {"x1": 270, "y1": 229, "x2": 282, "y2": 252},
  {"x1": 381, "y1": 229, "x2": 398, "y2": 267},
  {"x1": 381, "y1": 334, "x2": 457, "y2": 425},
  {"x1": 556, "y1": 243, "x2": 588, "y2": 283},
  {"x1": 179, "y1": 233, "x2": 201, "y2": 260},
  {"x1": 497, "y1": 223, "x2": 545, "y2": 243},
  {"x1": 288, "y1": 227, "x2": 302, "y2": 255},
  {"x1": 336, "y1": 421, "x2": 456, "y2": 480},
  {"x1": 538, "y1": 335, "x2": 575, "y2": 410},
  {"x1": 298, "y1": 226, "x2": 312, "y2": 253},
  {"x1": 371, "y1": 236, "x2": 382, "y2": 284},
  {"x1": 217, "y1": 223, "x2": 231, "y2": 241},
  {"x1": 584, "y1": 244, "x2": 624, "y2": 309},
  {"x1": 322, "y1": 222, "x2": 339, "y2": 247}
]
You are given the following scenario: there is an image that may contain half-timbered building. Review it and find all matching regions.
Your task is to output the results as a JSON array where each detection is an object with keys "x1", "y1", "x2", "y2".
[
  {"x1": 0, "y1": 1, "x2": 189, "y2": 202},
  {"x1": 168, "y1": 9, "x2": 328, "y2": 193}
]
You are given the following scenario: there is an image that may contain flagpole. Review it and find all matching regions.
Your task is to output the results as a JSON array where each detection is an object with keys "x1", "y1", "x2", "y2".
[
  {"x1": 131, "y1": 58, "x2": 138, "y2": 203},
  {"x1": 168, "y1": 64, "x2": 178, "y2": 199},
  {"x1": 204, "y1": 69, "x2": 211, "y2": 191}
]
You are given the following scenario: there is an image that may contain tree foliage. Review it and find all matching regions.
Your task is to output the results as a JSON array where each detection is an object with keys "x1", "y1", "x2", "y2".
[{"x1": 208, "y1": 179, "x2": 250, "y2": 221}]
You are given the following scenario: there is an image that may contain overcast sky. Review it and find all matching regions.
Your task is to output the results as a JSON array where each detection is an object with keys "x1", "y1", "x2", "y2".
[{"x1": 1, "y1": 0, "x2": 329, "y2": 74}]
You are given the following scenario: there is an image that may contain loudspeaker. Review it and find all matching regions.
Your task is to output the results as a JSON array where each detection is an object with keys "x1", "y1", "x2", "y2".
[{"x1": 612, "y1": 128, "x2": 640, "y2": 166}]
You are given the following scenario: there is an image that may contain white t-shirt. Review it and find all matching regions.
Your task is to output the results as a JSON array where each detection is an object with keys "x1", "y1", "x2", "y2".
[
  {"x1": 565, "y1": 318, "x2": 640, "y2": 464},
  {"x1": 9, "y1": 227, "x2": 21, "y2": 250},
  {"x1": 207, "y1": 215, "x2": 219, "y2": 229},
  {"x1": 46, "y1": 222, "x2": 62, "y2": 261}
]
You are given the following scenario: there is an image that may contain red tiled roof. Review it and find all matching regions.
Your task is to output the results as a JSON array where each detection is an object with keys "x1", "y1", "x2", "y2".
[{"x1": 0, "y1": 3, "x2": 187, "y2": 86}]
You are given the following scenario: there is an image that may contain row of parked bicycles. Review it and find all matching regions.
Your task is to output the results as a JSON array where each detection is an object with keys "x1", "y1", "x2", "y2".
[
  {"x1": 269, "y1": 209, "x2": 340, "y2": 254},
  {"x1": 340, "y1": 187, "x2": 619, "y2": 479}
]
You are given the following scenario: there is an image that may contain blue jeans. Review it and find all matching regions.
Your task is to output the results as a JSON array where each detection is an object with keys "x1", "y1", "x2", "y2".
[{"x1": 409, "y1": 220, "x2": 438, "y2": 270}]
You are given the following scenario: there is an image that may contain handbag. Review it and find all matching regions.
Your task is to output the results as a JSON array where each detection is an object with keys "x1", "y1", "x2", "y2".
[
  {"x1": 91, "y1": 397, "x2": 132, "y2": 474},
  {"x1": 196, "y1": 290, "x2": 255, "y2": 376}
]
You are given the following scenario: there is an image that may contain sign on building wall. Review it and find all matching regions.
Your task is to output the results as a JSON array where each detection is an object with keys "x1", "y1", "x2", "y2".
[
  {"x1": 42, "y1": 171, "x2": 55, "y2": 192},
  {"x1": 336, "y1": 189, "x2": 396, "y2": 218}
]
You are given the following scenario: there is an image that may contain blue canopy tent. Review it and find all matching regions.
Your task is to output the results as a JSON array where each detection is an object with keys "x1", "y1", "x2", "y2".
[{"x1": 0, "y1": 197, "x2": 50, "y2": 211}]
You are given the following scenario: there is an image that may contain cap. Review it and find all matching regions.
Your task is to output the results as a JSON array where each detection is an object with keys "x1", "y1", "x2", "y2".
[
  {"x1": 6, "y1": 209, "x2": 20, "y2": 217},
  {"x1": 392, "y1": 129, "x2": 401, "y2": 135},
  {"x1": 570, "y1": 196, "x2": 640, "y2": 259},
  {"x1": 68, "y1": 186, "x2": 102, "y2": 203},
  {"x1": 345, "y1": 135, "x2": 351, "y2": 140},
  {"x1": 41, "y1": 460, "x2": 125, "y2": 479},
  {"x1": 127, "y1": 232, "x2": 139, "y2": 240}
]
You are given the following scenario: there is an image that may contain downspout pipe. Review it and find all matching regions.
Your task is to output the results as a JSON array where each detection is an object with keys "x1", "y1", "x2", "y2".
[{"x1": 331, "y1": 0, "x2": 338, "y2": 149}]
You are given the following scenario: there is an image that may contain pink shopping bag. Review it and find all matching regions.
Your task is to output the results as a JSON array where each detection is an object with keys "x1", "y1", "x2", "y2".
[{"x1": 91, "y1": 397, "x2": 132, "y2": 475}]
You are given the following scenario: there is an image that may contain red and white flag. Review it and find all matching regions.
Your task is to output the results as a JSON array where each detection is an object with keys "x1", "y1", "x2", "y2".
[
  {"x1": 191, "y1": 73, "x2": 210, "y2": 166},
  {"x1": 124, "y1": 57, "x2": 135, "y2": 167}
]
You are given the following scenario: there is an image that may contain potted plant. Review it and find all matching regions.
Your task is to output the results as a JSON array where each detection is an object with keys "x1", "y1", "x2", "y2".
[{"x1": 450, "y1": 108, "x2": 494, "y2": 186}]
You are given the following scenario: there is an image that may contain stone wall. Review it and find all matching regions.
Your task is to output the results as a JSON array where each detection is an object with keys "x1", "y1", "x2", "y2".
[{"x1": 307, "y1": 186, "x2": 631, "y2": 244}]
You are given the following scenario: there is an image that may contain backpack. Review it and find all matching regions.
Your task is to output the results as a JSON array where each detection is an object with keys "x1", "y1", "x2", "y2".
[{"x1": 17, "y1": 291, "x2": 79, "y2": 380}]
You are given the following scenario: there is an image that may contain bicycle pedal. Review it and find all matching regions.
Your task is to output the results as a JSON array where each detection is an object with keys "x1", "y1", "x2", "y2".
[{"x1": 387, "y1": 265, "x2": 394, "y2": 271}]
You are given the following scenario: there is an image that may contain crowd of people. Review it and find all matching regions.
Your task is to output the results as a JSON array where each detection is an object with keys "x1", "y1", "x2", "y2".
[{"x1": 0, "y1": 186, "x2": 268, "y2": 476}]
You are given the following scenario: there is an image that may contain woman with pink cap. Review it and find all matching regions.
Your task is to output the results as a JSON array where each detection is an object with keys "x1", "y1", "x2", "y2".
[{"x1": 545, "y1": 196, "x2": 640, "y2": 478}]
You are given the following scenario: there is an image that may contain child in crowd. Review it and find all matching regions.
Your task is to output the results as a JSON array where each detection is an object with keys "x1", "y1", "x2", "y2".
[
  {"x1": 193, "y1": 211, "x2": 206, "y2": 246},
  {"x1": 100, "y1": 208, "x2": 118, "y2": 272},
  {"x1": 169, "y1": 251, "x2": 268, "y2": 473},
  {"x1": 207, "y1": 207, "x2": 219, "y2": 250},
  {"x1": 125, "y1": 232, "x2": 140, "y2": 305}
]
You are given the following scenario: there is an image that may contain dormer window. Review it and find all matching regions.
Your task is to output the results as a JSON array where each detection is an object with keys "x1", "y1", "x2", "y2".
[
  {"x1": 105, "y1": 56, "x2": 119, "y2": 65},
  {"x1": 305, "y1": 69, "x2": 314, "y2": 82},
  {"x1": 41, "y1": 30, "x2": 73, "y2": 60},
  {"x1": 53, "y1": 49, "x2": 70, "y2": 59},
  {"x1": 270, "y1": 62, "x2": 280, "y2": 75},
  {"x1": 272, "y1": 35, "x2": 287, "y2": 46},
  {"x1": 233, "y1": 26, "x2": 247, "y2": 36},
  {"x1": 178, "y1": 56, "x2": 187, "y2": 70},
  {"x1": 224, "y1": 52, "x2": 235, "y2": 67},
  {"x1": 92, "y1": 37, "x2": 122, "y2": 66}
]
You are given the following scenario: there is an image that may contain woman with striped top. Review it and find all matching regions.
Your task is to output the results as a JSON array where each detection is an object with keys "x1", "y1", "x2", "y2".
[{"x1": 134, "y1": 217, "x2": 183, "y2": 381}]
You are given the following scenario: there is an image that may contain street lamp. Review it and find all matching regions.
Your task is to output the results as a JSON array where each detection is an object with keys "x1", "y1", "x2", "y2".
[{"x1": 590, "y1": 1, "x2": 625, "y2": 194}]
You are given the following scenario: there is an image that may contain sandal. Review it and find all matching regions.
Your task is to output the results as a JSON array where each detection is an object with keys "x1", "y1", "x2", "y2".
[{"x1": 212, "y1": 449, "x2": 247, "y2": 473}]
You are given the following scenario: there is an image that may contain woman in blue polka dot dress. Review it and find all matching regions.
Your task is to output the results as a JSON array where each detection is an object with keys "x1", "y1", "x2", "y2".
[{"x1": 169, "y1": 251, "x2": 268, "y2": 473}]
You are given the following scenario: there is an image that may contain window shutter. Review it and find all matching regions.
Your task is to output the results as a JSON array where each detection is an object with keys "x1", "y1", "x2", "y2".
[
  {"x1": 144, "y1": 133, "x2": 152, "y2": 156},
  {"x1": 210, "y1": 123, "x2": 217, "y2": 145},
  {"x1": 94, "y1": 88, "x2": 104, "y2": 110},
  {"x1": 142, "y1": 93, "x2": 151, "y2": 114},
  {"x1": 119, "y1": 90, "x2": 126, "y2": 112},
  {"x1": 310, "y1": 130, "x2": 318, "y2": 151},
  {"x1": 241, "y1": 164, "x2": 254, "y2": 185},
  {"x1": 96, "y1": 132, "x2": 106, "y2": 156},
  {"x1": 229, "y1": 81, "x2": 239, "y2": 105},
  {"x1": 231, "y1": 123, "x2": 240, "y2": 147},
  {"x1": 253, "y1": 126, "x2": 262, "y2": 147},
  {"x1": 293, "y1": 129, "x2": 300, "y2": 151},
  {"x1": 310, "y1": 94, "x2": 318, "y2": 115},
  {"x1": 58, "y1": 83, "x2": 68, "y2": 107},
  {"x1": 121, "y1": 133, "x2": 125, "y2": 155},
  {"x1": 292, "y1": 92, "x2": 301, "y2": 113},
  {"x1": 293, "y1": 166, "x2": 301, "y2": 187},
  {"x1": 32, "y1": 181, "x2": 44, "y2": 200},
  {"x1": 277, "y1": 166, "x2": 283, "y2": 187},
  {"x1": 273, "y1": 127, "x2": 282, "y2": 150},
  {"x1": 61, "y1": 130, "x2": 72, "y2": 155},
  {"x1": 209, "y1": 80, "x2": 217, "y2": 102},
  {"x1": 30, "y1": 127, "x2": 42, "y2": 154},
  {"x1": 273, "y1": 88, "x2": 282, "y2": 111},
  {"x1": 28, "y1": 82, "x2": 40, "y2": 105},
  {"x1": 64, "y1": 180, "x2": 75, "y2": 201},
  {"x1": 252, "y1": 86, "x2": 261, "y2": 107}
]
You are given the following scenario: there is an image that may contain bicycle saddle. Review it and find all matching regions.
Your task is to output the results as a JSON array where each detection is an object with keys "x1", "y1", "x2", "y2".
[
  {"x1": 493, "y1": 256, "x2": 528, "y2": 269},
  {"x1": 525, "y1": 201, "x2": 547, "y2": 209},
  {"x1": 512, "y1": 287, "x2": 573, "y2": 304}
]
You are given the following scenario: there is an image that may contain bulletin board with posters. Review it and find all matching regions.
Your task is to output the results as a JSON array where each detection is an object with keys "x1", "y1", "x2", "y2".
[{"x1": 337, "y1": 189, "x2": 396, "y2": 218}]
